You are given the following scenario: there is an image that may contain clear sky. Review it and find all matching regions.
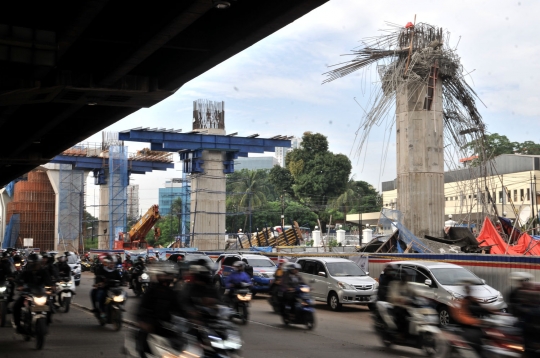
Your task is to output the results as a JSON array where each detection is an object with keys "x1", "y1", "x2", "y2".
[{"x1": 82, "y1": 0, "x2": 540, "y2": 213}]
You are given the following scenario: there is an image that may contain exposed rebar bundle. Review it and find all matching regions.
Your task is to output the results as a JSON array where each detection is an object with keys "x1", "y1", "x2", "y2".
[{"x1": 323, "y1": 22, "x2": 486, "y2": 159}]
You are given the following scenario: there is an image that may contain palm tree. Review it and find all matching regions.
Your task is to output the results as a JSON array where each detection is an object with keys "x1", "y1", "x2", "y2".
[
  {"x1": 230, "y1": 170, "x2": 271, "y2": 233},
  {"x1": 332, "y1": 176, "x2": 360, "y2": 221}
]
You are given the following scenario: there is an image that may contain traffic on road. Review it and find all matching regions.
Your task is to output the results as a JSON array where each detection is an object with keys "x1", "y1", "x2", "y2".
[{"x1": 1, "y1": 248, "x2": 539, "y2": 357}]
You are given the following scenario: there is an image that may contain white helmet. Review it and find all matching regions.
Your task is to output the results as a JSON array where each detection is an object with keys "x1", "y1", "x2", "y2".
[{"x1": 510, "y1": 272, "x2": 534, "y2": 282}]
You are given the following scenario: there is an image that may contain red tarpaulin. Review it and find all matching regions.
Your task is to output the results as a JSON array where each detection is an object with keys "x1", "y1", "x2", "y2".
[
  {"x1": 477, "y1": 218, "x2": 519, "y2": 255},
  {"x1": 478, "y1": 217, "x2": 540, "y2": 255},
  {"x1": 512, "y1": 232, "x2": 540, "y2": 256}
]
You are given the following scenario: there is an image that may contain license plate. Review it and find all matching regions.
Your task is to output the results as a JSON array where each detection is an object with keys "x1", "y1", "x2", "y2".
[{"x1": 31, "y1": 305, "x2": 49, "y2": 312}]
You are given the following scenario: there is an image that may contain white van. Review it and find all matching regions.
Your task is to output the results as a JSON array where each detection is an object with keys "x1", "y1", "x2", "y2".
[{"x1": 296, "y1": 257, "x2": 378, "y2": 311}]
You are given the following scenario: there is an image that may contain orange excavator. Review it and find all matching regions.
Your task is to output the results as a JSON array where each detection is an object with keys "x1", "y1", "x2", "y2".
[{"x1": 116, "y1": 204, "x2": 161, "y2": 250}]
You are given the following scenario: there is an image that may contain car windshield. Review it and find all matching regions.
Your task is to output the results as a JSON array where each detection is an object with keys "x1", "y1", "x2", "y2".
[
  {"x1": 430, "y1": 268, "x2": 484, "y2": 285},
  {"x1": 246, "y1": 258, "x2": 275, "y2": 268},
  {"x1": 326, "y1": 262, "x2": 366, "y2": 277}
]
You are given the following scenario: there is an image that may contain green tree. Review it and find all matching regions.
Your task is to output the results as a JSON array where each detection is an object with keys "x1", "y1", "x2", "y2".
[
  {"x1": 464, "y1": 133, "x2": 517, "y2": 160},
  {"x1": 268, "y1": 165, "x2": 294, "y2": 197},
  {"x1": 287, "y1": 132, "x2": 352, "y2": 210},
  {"x1": 517, "y1": 141, "x2": 540, "y2": 155},
  {"x1": 228, "y1": 169, "x2": 272, "y2": 233}
]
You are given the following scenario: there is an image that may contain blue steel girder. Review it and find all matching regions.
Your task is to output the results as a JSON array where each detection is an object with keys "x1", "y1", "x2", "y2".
[
  {"x1": 118, "y1": 130, "x2": 291, "y2": 153},
  {"x1": 50, "y1": 155, "x2": 174, "y2": 173}
]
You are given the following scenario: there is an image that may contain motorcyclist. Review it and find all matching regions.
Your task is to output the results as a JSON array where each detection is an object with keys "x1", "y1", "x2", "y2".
[
  {"x1": 130, "y1": 256, "x2": 146, "y2": 289},
  {"x1": 0, "y1": 251, "x2": 15, "y2": 303},
  {"x1": 377, "y1": 264, "x2": 396, "y2": 302},
  {"x1": 388, "y1": 269, "x2": 417, "y2": 338},
  {"x1": 450, "y1": 279, "x2": 495, "y2": 356},
  {"x1": 91, "y1": 254, "x2": 122, "y2": 318},
  {"x1": 509, "y1": 274, "x2": 540, "y2": 357},
  {"x1": 274, "y1": 258, "x2": 288, "y2": 286},
  {"x1": 225, "y1": 261, "x2": 252, "y2": 303},
  {"x1": 179, "y1": 259, "x2": 220, "y2": 322},
  {"x1": 123, "y1": 254, "x2": 133, "y2": 285},
  {"x1": 508, "y1": 271, "x2": 533, "y2": 317},
  {"x1": 135, "y1": 261, "x2": 181, "y2": 358},
  {"x1": 42, "y1": 253, "x2": 59, "y2": 282},
  {"x1": 280, "y1": 263, "x2": 305, "y2": 317},
  {"x1": 55, "y1": 254, "x2": 72, "y2": 280},
  {"x1": 12, "y1": 253, "x2": 53, "y2": 333}
]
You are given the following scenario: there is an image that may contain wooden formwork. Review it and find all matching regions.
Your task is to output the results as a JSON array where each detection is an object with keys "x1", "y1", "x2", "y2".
[{"x1": 238, "y1": 222, "x2": 303, "y2": 248}]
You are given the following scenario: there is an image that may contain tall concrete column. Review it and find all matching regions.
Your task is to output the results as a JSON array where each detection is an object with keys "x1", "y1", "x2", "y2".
[
  {"x1": 396, "y1": 80, "x2": 444, "y2": 238},
  {"x1": 190, "y1": 150, "x2": 226, "y2": 250},
  {"x1": 98, "y1": 178, "x2": 110, "y2": 249}
]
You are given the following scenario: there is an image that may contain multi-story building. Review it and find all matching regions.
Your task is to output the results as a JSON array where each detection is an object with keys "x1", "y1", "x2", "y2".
[
  {"x1": 234, "y1": 156, "x2": 278, "y2": 171},
  {"x1": 159, "y1": 180, "x2": 187, "y2": 216},
  {"x1": 346, "y1": 154, "x2": 540, "y2": 233},
  {"x1": 275, "y1": 136, "x2": 301, "y2": 167},
  {"x1": 380, "y1": 154, "x2": 540, "y2": 224}
]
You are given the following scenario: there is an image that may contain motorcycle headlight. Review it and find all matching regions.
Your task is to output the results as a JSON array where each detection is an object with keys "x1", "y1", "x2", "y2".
[
  {"x1": 209, "y1": 336, "x2": 226, "y2": 349},
  {"x1": 0, "y1": 286, "x2": 6, "y2": 293},
  {"x1": 34, "y1": 296, "x2": 47, "y2": 306},
  {"x1": 141, "y1": 273, "x2": 149, "y2": 280},
  {"x1": 237, "y1": 293, "x2": 252, "y2": 301},
  {"x1": 113, "y1": 295, "x2": 125, "y2": 303},
  {"x1": 337, "y1": 281, "x2": 353, "y2": 290},
  {"x1": 300, "y1": 287, "x2": 310, "y2": 293},
  {"x1": 61, "y1": 282, "x2": 73, "y2": 288}
]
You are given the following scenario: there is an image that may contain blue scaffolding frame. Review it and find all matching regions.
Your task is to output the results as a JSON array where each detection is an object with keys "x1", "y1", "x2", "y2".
[{"x1": 108, "y1": 146, "x2": 128, "y2": 249}]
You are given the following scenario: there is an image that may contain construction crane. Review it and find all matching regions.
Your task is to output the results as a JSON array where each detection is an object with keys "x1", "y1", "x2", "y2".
[{"x1": 117, "y1": 204, "x2": 161, "y2": 250}]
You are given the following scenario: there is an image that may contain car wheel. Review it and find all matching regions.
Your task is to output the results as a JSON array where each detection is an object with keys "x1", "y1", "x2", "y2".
[
  {"x1": 438, "y1": 306, "x2": 451, "y2": 326},
  {"x1": 328, "y1": 292, "x2": 342, "y2": 312}
]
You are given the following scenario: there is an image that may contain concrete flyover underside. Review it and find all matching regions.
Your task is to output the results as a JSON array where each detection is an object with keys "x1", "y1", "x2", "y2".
[{"x1": 0, "y1": 0, "x2": 328, "y2": 187}]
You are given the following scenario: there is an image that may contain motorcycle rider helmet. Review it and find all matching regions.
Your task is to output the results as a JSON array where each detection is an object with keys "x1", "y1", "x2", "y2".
[
  {"x1": 57, "y1": 255, "x2": 67, "y2": 263},
  {"x1": 233, "y1": 261, "x2": 246, "y2": 271},
  {"x1": 26, "y1": 253, "x2": 40, "y2": 271},
  {"x1": 189, "y1": 260, "x2": 214, "y2": 284},
  {"x1": 149, "y1": 262, "x2": 176, "y2": 285},
  {"x1": 102, "y1": 254, "x2": 117, "y2": 272},
  {"x1": 510, "y1": 271, "x2": 533, "y2": 282},
  {"x1": 285, "y1": 262, "x2": 301, "y2": 274}
]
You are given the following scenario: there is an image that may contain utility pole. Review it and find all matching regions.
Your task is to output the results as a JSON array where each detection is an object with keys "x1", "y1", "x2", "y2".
[
  {"x1": 281, "y1": 192, "x2": 285, "y2": 229},
  {"x1": 358, "y1": 195, "x2": 363, "y2": 246}
]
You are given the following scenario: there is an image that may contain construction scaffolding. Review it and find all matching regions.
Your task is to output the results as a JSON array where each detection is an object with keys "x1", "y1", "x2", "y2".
[
  {"x1": 58, "y1": 164, "x2": 85, "y2": 251},
  {"x1": 109, "y1": 145, "x2": 128, "y2": 249},
  {"x1": 5, "y1": 171, "x2": 55, "y2": 250}
]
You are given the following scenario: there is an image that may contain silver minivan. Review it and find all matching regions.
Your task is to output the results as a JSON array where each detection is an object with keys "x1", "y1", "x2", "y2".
[
  {"x1": 393, "y1": 261, "x2": 507, "y2": 326},
  {"x1": 296, "y1": 257, "x2": 378, "y2": 311}
]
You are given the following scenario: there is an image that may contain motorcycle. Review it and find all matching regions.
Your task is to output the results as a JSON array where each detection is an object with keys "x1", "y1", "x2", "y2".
[
  {"x1": 55, "y1": 276, "x2": 76, "y2": 313},
  {"x1": 372, "y1": 297, "x2": 446, "y2": 357},
  {"x1": 442, "y1": 314, "x2": 526, "y2": 358},
  {"x1": 130, "y1": 266, "x2": 150, "y2": 297},
  {"x1": 281, "y1": 284, "x2": 315, "y2": 330},
  {"x1": 94, "y1": 280, "x2": 127, "y2": 331},
  {"x1": 0, "y1": 279, "x2": 13, "y2": 327},
  {"x1": 268, "y1": 283, "x2": 282, "y2": 313},
  {"x1": 124, "y1": 307, "x2": 243, "y2": 358},
  {"x1": 16, "y1": 286, "x2": 49, "y2": 350},
  {"x1": 228, "y1": 282, "x2": 252, "y2": 324},
  {"x1": 80, "y1": 261, "x2": 92, "y2": 272}
]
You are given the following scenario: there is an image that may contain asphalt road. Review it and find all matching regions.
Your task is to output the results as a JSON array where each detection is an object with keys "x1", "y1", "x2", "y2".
[{"x1": 0, "y1": 273, "x2": 425, "y2": 357}]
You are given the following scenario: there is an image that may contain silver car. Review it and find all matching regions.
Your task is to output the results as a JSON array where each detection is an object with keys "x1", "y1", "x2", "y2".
[
  {"x1": 296, "y1": 257, "x2": 378, "y2": 311},
  {"x1": 392, "y1": 261, "x2": 507, "y2": 326}
]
